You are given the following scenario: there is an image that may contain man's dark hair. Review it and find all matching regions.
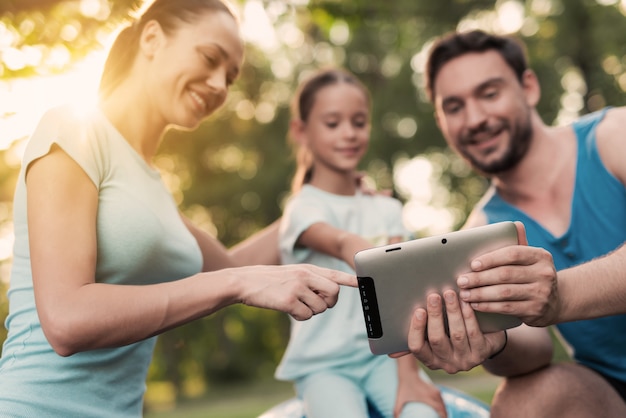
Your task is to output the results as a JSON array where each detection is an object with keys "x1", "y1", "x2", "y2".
[{"x1": 425, "y1": 30, "x2": 529, "y2": 102}]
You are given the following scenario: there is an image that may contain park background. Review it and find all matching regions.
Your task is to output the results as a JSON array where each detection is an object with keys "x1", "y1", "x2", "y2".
[{"x1": 1, "y1": 0, "x2": 626, "y2": 416}]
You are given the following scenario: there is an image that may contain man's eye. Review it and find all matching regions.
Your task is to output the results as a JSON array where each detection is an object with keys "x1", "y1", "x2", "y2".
[
  {"x1": 483, "y1": 89, "x2": 499, "y2": 99},
  {"x1": 444, "y1": 104, "x2": 461, "y2": 114}
]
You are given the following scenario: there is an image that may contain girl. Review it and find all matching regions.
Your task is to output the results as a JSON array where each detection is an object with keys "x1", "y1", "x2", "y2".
[
  {"x1": 0, "y1": 1, "x2": 354, "y2": 416},
  {"x1": 275, "y1": 68, "x2": 446, "y2": 418}
]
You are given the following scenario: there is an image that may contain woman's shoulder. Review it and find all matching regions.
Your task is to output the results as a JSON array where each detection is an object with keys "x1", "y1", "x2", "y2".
[
  {"x1": 30, "y1": 104, "x2": 103, "y2": 143},
  {"x1": 22, "y1": 104, "x2": 111, "y2": 175}
]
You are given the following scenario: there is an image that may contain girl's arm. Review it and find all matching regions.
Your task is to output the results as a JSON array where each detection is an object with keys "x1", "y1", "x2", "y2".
[
  {"x1": 297, "y1": 222, "x2": 373, "y2": 270},
  {"x1": 28, "y1": 146, "x2": 355, "y2": 356},
  {"x1": 229, "y1": 218, "x2": 281, "y2": 266},
  {"x1": 181, "y1": 216, "x2": 281, "y2": 270}
]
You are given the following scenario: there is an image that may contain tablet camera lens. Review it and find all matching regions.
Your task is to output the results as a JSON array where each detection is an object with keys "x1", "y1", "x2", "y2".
[{"x1": 441, "y1": 238, "x2": 447, "y2": 244}]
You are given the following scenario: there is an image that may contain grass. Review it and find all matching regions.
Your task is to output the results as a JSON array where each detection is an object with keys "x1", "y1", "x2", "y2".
[
  {"x1": 145, "y1": 332, "x2": 570, "y2": 417},
  {"x1": 144, "y1": 378, "x2": 296, "y2": 418},
  {"x1": 144, "y1": 368, "x2": 499, "y2": 418}
]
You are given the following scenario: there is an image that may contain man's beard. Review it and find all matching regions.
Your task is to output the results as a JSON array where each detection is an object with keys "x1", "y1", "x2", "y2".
[{"x1": 460, "y1": 114, "x2": 532, "y2": 176}]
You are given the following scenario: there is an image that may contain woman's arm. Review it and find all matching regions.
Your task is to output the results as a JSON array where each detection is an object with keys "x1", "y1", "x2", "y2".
[{"x1": 28, "y1": 147, "x2": 355, "y2": 356}]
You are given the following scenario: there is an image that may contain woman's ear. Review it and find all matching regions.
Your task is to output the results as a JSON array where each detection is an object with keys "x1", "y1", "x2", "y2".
[{"x1": 139, "y1": 20, "x2": 163, "y2": 59}]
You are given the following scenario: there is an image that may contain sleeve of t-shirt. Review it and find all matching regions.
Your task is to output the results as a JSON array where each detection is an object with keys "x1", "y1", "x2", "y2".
[
  {"x1": 279, "y1": 191, "x2": 332, "y2": 264},
  {"x1": 21, "y1": 105, "x2": 106, "y2": 189}
]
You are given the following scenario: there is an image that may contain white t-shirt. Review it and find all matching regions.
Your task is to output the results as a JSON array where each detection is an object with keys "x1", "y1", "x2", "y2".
[
  {"x1": 275, "y1": 184, "x2": 408, "y2": 381},
  {"x1": 0, "y1": 104, "x2": 203, "y2": 417}
]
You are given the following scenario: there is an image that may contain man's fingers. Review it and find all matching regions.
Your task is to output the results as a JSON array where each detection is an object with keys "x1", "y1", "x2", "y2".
[
  {"x1": 514, "y1": 221, "x2": 528, "y2": 246},
  {"x1": 442, "y1": 290, "x2": 470, "y2": 353},
  {"x1": 407, "y1": 308, "x2": 432, "y2": 361},
  {"x1": 425, "y1": 294, "x2": 453, "y2": 357}
]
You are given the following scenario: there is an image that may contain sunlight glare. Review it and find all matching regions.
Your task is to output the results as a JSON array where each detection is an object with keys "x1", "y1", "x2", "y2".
[
  {"x1": 329, "y1": 20, "x2": 350, "y2": 46},
  {"x1": 241, "y1": 0, "x2": 278, "y2": 51},
  {"x1": 0, "y1": 51, "x2": 105, "y2": 151},
  {"x1": 394, "y1": 156, "x2": 456, "y2": 236},
  {"x1": 403, "y1": 200, "x2": 455, "y2": 236},
  {"x1": 394, "y1": 156, "x2": 433, "y2": 201},
  {"x1": 496, "y1": 0, "x2": 525, "y2": 34},
  {"x1": 0, "y1": 223, "x2": 15, "y2": 264}
]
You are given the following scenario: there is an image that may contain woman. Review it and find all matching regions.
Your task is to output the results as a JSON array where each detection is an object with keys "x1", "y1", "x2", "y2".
[{"x1": 0, "y1": 1, "x2": 354, "y2": 416}]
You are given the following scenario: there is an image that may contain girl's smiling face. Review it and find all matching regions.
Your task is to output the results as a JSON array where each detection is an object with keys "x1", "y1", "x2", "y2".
[{"x1": 300, "y1": 82, "x2": 371, "y2": 177}]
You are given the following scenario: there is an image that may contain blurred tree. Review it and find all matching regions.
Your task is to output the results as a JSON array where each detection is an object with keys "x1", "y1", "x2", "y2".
[{"x1": 2, "y1": 0, "x2": 626, "y2": 410}]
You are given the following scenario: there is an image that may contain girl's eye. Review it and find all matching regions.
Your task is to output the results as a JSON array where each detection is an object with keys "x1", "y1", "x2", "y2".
[{"x1": 326, "y1": 122, "x2": 339, "y2": 128}]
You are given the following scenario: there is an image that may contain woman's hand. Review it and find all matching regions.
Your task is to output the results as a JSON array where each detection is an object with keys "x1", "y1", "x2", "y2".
[{"x1": 233, "y1": 264, "x2": 357, "y2": 320}]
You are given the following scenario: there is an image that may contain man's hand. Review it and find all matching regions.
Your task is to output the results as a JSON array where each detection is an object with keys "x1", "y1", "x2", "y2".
[
  {"x1": 456, "y1": 222, "x2": 561, "y2": 327},
  {"x1": 397, "y1": 289, "x2": 506, "y2": 374}
]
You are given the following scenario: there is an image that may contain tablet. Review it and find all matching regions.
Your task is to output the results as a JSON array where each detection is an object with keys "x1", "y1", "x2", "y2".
[{"x1": 354, "y1": 221, "x2": 523, "y2": 355}]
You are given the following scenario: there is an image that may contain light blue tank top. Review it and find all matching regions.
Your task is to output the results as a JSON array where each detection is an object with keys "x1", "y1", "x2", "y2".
[{"x1": 481, "y1": 107, "x2": 626, "y2": 382}]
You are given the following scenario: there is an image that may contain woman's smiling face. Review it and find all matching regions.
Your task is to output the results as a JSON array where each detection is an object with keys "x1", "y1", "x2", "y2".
[{"x1": 143, "y1": 10, "x2": 244, "y2": 130}]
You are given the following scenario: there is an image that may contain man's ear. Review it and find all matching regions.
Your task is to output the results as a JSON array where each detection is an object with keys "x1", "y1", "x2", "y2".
[
  {"x1": 139, "y1": 20, "x2": 163, "y2": 59},
  {"x1": 521, "y1": 69, "x2": 541, "y2": 107},
  {"x1": 434, "y1": 109, "x2": 443, "y2": 132}
]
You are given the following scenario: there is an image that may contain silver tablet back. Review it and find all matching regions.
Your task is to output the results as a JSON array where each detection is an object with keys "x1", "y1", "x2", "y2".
[{"x1": 355, "y1": 221, "x2": 523, "y2": 355}]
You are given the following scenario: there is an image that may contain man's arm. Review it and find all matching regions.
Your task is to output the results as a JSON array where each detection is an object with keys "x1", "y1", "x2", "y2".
[{"x1": 551, "y1": 244, "x2": 626, "y2": 323}]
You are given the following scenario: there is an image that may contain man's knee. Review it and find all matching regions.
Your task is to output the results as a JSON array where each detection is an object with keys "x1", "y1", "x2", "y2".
[{"x1": 491, "y1": 363, "x2": 626, "y2": 418}]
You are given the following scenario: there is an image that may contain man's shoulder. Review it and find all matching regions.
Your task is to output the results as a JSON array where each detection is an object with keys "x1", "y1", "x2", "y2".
[
  {"x1": 596, "y1": 107, "x2": 626, "y2": 136},
  {"x1": 463, "y1": 187, "x2": 498, "y2": 229}
]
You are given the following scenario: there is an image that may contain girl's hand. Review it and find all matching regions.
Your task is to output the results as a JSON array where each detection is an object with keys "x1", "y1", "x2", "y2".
[
  {"x1": 394, "y1": 371, "x2": 446, "y2": 418},
  {"x1": 354, "y1": 171, "x2": 392, "y2": 196}
]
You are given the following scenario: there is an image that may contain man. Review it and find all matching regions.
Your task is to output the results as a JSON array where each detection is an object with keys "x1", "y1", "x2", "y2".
[{"x1": 405, "y1": 30, "x2": 626, "y2": 417}]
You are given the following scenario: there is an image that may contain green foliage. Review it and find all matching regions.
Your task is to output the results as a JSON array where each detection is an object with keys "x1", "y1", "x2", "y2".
[
  {"x1": 0, "y1": 0, "x2": 140, "y2": 79},
  {"x1": 2, "y1": 0, "x2": 626, "y2": 409}
]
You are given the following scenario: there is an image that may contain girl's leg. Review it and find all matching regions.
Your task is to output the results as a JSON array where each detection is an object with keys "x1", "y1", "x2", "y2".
[
  {"x1": 296, "y1": 372, "x2": 368, "y2": 418},
  {"x1": 363, "y1": 358, "x2": 440, "y2": 418},
  {"x1": 397, "y1": 402, "x2": 440, "y2": 418}
]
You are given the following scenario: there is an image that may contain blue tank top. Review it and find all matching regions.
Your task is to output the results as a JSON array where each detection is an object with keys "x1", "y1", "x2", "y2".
[{"x1": 480, "y1": 107, "x2": 626, "y2": 383}]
